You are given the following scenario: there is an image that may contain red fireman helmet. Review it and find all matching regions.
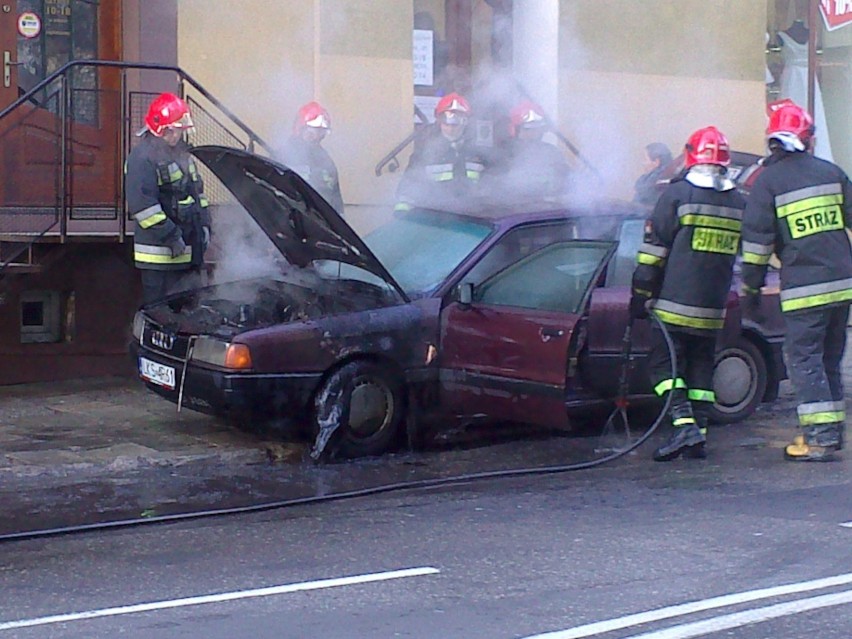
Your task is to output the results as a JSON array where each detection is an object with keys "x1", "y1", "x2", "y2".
[
  {"x1": 509, "y1": 100, "x2": 546, "y2": 137},
  {"x1": 683, "y1": 126, "x2": 731, "y2": 168},
  {"x1": 144, "y1": 92, "x2": 193, "y2": 137},
  {"x1": 766, "y1": 102, "x2": 814, "y2": 152},
  {"x1": 435, "y1": 92, "x2": 471, "y2": 125},
  {"x1": 293, "y1": 101, "x2": 331, "y2": 135}
]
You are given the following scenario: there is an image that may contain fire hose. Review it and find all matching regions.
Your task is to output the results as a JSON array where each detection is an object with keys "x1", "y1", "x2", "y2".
[{"x1": 0, "y1": 315, "x2": 675, "y2": 543}]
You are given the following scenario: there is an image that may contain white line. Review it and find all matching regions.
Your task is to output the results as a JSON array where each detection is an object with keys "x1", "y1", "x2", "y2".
[
  {"x1": 621, "y1": 590, "x2": 852, "y2": 639},
  {"x1": 840, "y1": 521, "x2": 852, "y2": 528},
  {"x1": 0, "y1": 566, "x2": 439, "y2": 632},
  {"x1": 520, "y1": 572, "x2": 852, "y2": 639}
]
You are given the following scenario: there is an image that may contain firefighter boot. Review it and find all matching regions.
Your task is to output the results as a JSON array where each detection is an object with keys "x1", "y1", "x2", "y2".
[
  {"x1": 653, "y1": 395, "x2": 705, "y2": 462},
  {"x1": 784, "y1": 423, "x2": 843, "y2": 462},
  {"x1": 683, "y1": 413, "x2": 708, "y2": 460}
]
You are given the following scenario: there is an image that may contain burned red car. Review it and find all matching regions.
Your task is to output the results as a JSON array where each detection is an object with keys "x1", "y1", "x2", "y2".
[{"x1": 130, "y1": 146, "x2": 781, "y2": 458}]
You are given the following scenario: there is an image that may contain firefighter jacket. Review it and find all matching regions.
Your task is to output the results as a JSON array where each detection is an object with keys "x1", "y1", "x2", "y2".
[
  {"x1": 125, "y1": 133, "x2": 210, "y2": 271},
  {"x1": 487, "y1": 138, "x2": 571, "y2": 204},
  {"x1": 633, "y1": 168, "x2": 746, "y2": 333},
  {"x1": 279, "y1": 136, "x2": 344, "y2": 217},
  {"x1": 395, "y1": 128, "x2": 488, "y2": 210},
  {"x1": 741, "y1": 150, "x2": 852, "y2": 313}
]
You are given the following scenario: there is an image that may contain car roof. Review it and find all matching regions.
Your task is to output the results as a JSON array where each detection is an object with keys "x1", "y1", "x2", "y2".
[{"x1": 412, "y1": 197, "x2": 648, "y2": 226}]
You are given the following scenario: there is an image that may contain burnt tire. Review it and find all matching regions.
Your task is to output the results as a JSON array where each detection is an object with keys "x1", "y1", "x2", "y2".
[
  {"x1": 312, "y1": 360, "x2": 405, "y2": 458},
  {"x1": 709, "y1": 336, "x2": 768, "y2": 424}
]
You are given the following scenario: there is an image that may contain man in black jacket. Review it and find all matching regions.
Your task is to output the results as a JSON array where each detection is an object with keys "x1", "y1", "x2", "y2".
[
  {"x1": 489, "y1": 99, "x2": 572, "y2": 204},
  {"x1": 632, "y1": 126, "x2": 746, "y2": 461},
  {"x1": 741, "y1": 102, "x2": 852, "y2": 461},
  {"x1": 395, "y1": 92, "x2": 488, "y2": 211},
  {"x1": 125, "y1": 93, "x2": 210, "y2": 304},
  {"x1": 279, "y1": 101, "x2": 345, "y2": 217}
]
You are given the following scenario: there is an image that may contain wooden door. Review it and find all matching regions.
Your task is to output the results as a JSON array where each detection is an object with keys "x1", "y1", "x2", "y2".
[{"x1": 0, "y1": 0, "x2": 122, "y2": 230}]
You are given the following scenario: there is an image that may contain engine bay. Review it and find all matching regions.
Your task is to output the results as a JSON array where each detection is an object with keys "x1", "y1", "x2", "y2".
[{"x1": 144, "y1": 275, "x2": 397, "y2": 339}]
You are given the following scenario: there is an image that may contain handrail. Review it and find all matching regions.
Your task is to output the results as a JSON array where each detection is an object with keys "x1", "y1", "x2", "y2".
[
  {"x1": 0, "y1": 59, "x2": 274, "y2": 272},
  {"x1": 0, "y1": 59, "x2": 274, "y2": 155},
  {"x1": 513, "y1": 80, "x2": 599, "y2": 176},
  {"x1": 374, "y1": 81, "x2": 600, "y2": 178},
  {"x1": 374, "y1": 105, "x2": 430, "y2": 176}
]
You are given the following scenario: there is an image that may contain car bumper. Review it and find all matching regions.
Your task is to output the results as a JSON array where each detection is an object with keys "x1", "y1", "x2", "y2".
[{"x1": 130, "y1": 344, "x2": 323, "y2": 426}]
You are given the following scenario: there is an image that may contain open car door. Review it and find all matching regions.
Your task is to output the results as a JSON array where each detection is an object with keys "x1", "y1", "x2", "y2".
[
  {"x1": 439, "y1": 239, "x2": 616, "y2": 429},
  {"x1": 582, "y1": 216, "x2": 655, "y2": 397}
]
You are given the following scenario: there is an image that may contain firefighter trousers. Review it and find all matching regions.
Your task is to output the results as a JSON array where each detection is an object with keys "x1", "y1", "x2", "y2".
[
  {"x1": 140, "y1": 267, "x2": 205, "y2": 305},
  {"x1": 783, "y1": 303, "x2": 850, "y2": 428},
  {"x1": 647, "y1": 325, "x2": 717, "y2": 426}
]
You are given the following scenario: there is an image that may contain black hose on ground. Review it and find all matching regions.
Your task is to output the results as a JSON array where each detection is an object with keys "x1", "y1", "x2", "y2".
[{"x1": 0, "y1": 316, "x2": 675, "y2": 543}]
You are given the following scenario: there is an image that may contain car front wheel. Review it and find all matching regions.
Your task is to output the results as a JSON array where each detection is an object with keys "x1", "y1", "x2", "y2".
[
  {"x1": 312, "y1": 360, "x2": 405, "y2": 458},
  {"x1": 709, "y1": 336, "x2": 768, "y2": 424}
]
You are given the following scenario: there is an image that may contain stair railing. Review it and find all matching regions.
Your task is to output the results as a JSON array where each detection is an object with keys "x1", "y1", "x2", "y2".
[{"x1": 0, "y1": 60, "x2": 273, "y2": 272}]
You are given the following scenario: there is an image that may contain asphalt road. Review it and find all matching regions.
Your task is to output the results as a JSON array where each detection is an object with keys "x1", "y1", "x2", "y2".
[{"x1": 0, "y1": 397, "x2": 850, "y2": 638}]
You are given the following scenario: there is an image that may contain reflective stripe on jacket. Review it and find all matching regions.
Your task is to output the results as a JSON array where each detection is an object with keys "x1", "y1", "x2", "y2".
[
  {"x1": 741, "y1": 150, "x2": 852, "y2": 313},
  {"x1": 396, "y1": 130, "x2": 490, "y2": 208},
  {"x1": 125, "y1": 133, "x2": 210, "y2": 271},
  {"x1": 633, "y1": 173, "x2": 745, "y2": 333}
]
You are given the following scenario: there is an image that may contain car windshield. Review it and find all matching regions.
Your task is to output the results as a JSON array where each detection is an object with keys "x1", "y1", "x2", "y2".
[{"x1": 364, "y1": 209, "x2": 494, "y2": 296}]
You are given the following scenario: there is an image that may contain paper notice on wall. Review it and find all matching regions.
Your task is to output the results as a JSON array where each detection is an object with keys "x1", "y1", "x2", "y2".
[{"x1": 413, "y1": 29, "x2": 434, "y2": 86}]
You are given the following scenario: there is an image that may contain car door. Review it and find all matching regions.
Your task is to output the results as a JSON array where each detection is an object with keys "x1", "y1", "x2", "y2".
[
  {"x1": 583, "y1": 216, "x2": 655, "y2": 397},
  {"x1": 439, "y1": 237, "x2": 615, "y2": 429}
]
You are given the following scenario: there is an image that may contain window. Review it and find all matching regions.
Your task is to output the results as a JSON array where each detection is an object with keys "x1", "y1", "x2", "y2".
[
  {"x1": 607, "y1": 218, "x2": 645, "y2": 287},
  {"x1": 462, "y1": 222, "x2": 579, "y2": 287},
  {"x1": 17, "y1": 0, "x2": 100, "y2": 124},
  {"x1": 476, "y1": 241, "x2": 611, "y2": 313},
  {"x1": 365, "y1": 209, "x2": 493, "y2": 296},
  {"x1": 20, "y1": 290, "x2": 61, "y2": 343}
]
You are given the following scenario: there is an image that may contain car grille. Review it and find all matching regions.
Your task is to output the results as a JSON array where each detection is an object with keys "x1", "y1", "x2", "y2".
[{"x1": 141, "y1": 321, "x2": 192, "y2": 360}]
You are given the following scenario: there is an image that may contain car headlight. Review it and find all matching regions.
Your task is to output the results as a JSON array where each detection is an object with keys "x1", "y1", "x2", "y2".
[
  {"x1": 190, "y1": 337, "x2": 253, "y2": 370},
  {"x1": 132, "y1": 311, "x2": 146, "y2": 341}
]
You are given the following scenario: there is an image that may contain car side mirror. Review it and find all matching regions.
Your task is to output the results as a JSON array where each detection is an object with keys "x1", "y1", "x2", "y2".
[{"x1": 458, "y1": 282, "x2": 474, "y2": 306}]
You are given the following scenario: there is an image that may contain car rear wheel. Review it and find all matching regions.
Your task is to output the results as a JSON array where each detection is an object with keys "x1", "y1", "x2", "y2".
[
  {"x1": 709, "y1": 336, "x2": 768, "y2": 424},
  {"x1": 312, "y1": 360, "x2": 405, "y2": 458}
]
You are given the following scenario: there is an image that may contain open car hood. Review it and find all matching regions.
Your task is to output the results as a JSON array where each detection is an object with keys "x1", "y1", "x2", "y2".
[{"x1": 191, "y1": 145, "x2": 407, "y2": 301}]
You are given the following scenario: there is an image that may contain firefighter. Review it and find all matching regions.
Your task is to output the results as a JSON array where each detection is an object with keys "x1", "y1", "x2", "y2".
[
  {"x1": 395, "y1": 92, "x2": 488, "y2": 211},
  {"x1": 631, "y1": 126, "x2": 746, "y2": 461},
  {"x1": 279, "y1": 101, "x2": 345, "y2": 217},
  {"x1": 490, "y1": 99, "x2": 571, "y2": 203},
  {"x1": 125, "y1": 92, "x2": 211, "y2": 304},
  {"x1": 741, "y1": 102, "x2": 852, "y2": 462}
]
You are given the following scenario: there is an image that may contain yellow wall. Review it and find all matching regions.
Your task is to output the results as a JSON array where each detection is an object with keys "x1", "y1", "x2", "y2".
[
  {"x1": 178, "y1": 0, "x2": 413, "y2": 233},
  {"x1": 178, "y1": 1, "x2": 782, "y2": 222},
  {"x1": 557, "y1": 1, "x2": 769, "y2": 200}
]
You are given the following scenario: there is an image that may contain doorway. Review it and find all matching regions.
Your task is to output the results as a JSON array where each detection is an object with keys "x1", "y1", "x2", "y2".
[{"x1": 0, "y1": 0, "x2": 122, "y2": 219}]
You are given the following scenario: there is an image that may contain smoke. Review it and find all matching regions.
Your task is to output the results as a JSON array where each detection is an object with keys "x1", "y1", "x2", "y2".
[{"x1": 207, "y1": 200, "x2": 283, "y2": 286}]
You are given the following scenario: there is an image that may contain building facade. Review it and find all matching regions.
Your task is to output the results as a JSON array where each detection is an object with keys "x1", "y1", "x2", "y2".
[{"x1": 0, "y1": 0, "x2": 848, "y2": 384}]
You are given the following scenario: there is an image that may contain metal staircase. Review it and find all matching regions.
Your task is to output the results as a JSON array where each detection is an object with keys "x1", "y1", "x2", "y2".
[{"x1": 0, "y1": 60, "x2": 272, "y2": 274}]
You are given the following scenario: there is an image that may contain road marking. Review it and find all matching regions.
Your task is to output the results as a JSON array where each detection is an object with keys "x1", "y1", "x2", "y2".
[
  {"x1": 0, "y1": 566, "x2": 439, "y2": 632},
  {"x1": 840, "y1": 521, "x2": 852, "y2": 528},
  {"x1": 620, "y1": 590, "x2": 852, "y2": 638},
  {"x1": 521, "y1": 572, "x2": 852, "y2": 639}
]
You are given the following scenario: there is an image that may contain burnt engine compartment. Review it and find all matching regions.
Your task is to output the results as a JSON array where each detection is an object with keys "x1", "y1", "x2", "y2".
[{"x1": 146, "y1": 275, "x2": 397, "y2": 338}]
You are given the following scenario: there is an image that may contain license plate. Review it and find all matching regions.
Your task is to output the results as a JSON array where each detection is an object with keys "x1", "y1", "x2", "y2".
[{"x1": 139, "y1": 357, "x2": 176, "y2": 390}]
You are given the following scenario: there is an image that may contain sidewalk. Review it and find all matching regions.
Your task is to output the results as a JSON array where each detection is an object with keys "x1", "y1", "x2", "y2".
[{"x1": 0, "y1": 376, "x2": 294, "y2": 478}]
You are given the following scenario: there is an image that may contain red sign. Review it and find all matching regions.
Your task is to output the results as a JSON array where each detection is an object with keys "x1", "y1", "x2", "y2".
[{"x1": 819, "y1": 0, "x2": 852, "y2": 31}]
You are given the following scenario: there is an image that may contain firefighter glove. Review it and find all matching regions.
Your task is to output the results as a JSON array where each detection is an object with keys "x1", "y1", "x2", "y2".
[
  {"x1": 167, "y1": 235, "x2": 187, "y2": 258},
  {"x1": 629, "y1": 293, "x2": 651, "y2": 320},
  {"x1": 202, "y1": 226, "x2": 211, "y2": 252}
]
